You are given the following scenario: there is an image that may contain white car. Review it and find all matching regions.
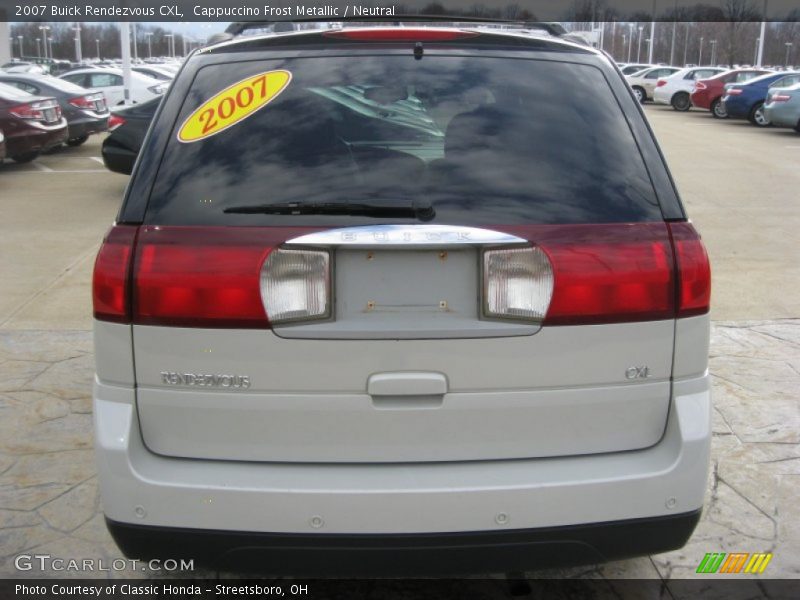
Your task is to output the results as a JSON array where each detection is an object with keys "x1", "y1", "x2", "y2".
[
  {"x1": 132, "y1": 65, "x2": 176, "y2": 81},
  {"x1": 625, "y1": 66, "x2": 681, "y2": 102},
  {"x1": 92, "y1": 27, "x2": 711, "y2": 575},
  {"x1": 653, "y1": 67, "x2": 727, "y2": 111},
  {"x1": 59, "y1": 68, "x2": 167, "y2": 105}
]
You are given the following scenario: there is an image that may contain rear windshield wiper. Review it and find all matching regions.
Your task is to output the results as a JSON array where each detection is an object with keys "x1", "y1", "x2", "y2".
[{"x1": 223, "y1": 200, "x2": 435, "y2": 221}]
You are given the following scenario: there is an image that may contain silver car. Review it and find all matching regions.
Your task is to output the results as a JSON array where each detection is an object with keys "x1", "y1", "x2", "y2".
[
  {"x1": 764, "y1": 82, "x2": 800, "y2": 132},
  {"x1": 92, "y1": 24, "x2": 712, "y2": 575}
]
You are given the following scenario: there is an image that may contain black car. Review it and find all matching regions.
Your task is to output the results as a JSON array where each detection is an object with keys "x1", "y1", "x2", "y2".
[
  {"x1": 101, "y1": 96, "x2": 159, "y2": 173},
  {"x1": 0, "y1": 81, "x2": 68, "y2": 162},
  {"x1": 0, "y1": 73, "x2": 108, "y2": 146}
]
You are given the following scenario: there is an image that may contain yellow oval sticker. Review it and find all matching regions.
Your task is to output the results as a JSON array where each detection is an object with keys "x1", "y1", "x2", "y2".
[{"x1": 177, "y1": 70, "x2": 292, "y2": 143}]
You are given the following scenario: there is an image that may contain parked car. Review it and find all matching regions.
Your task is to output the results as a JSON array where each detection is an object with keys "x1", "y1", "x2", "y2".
[
  {"x1": 0, "y1": 128, "x2": 6, "y2": 160},
  {"x1": 92, "y1": 24, "x2": 711, "y2": 575},
  {"x1": 625, "y1": 66, "x2": 681, "y2": 102},
  {"x1": 0, "y1": 73, "x2": 109, "y2": 146},
  {"x1": 763, "y1": 82, "x2": 800, "y2": 132},
  {"x1": 0, "y1": 82, "x2": 67, "y2": 162},
  {"x1": 722, "y1": 71, "x2": 800, "y2": 127},
  {"x1": 690, "y1": 68, "x2": 771, "y2": 118},
  {"x1": 652, "y1": 67, "x2": 726, "y2": 111},
  {"x1": 101, "y1": 96, "x2": 159, "y2": 174},
  {"x1": 1, "y1": 61, "x2": 48, "y2": 75},
  {"x1": 59, "y1": 68, "x2": 167, "y2": 105},
  {"x1": 619, "y1": 63, "x2": 655, "y2": 75},
  {"x1": 132, "y1": 65, "x2": 176, "y2": 81}
]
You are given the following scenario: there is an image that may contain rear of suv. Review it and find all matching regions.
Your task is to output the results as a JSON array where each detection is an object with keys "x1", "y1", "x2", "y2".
[{"x1": 93, "y1": 24, "x2": 712, "y2": 575}]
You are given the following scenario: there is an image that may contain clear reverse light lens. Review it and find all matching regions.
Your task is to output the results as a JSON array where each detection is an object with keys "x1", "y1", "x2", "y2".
[
  {"x1": 260, "y1": 248, "x2": 330, "y2": 324},
  {"x1": 483, "y1": 246, "x2": 554, "y2": 322}
]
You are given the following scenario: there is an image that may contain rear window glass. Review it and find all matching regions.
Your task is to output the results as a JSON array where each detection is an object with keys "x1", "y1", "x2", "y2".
[{"x1": 145, "y1": 56, "x2": 661, "y2": 226}]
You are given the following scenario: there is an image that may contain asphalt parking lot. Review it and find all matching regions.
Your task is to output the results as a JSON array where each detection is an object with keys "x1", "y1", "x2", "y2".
[{"x1": 0, "y1": 106, "x2": 799, "y2": 589}]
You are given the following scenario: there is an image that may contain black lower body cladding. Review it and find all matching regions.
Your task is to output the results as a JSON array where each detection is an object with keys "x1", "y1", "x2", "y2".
[{"x1": 107, "y1": 511, "x2": 701, "y2": 576}]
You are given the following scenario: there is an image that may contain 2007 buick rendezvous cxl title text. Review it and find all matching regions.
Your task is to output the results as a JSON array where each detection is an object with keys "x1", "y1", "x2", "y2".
[{"x1": 91, "y1": 22, "x2": 712, "y2": 575}]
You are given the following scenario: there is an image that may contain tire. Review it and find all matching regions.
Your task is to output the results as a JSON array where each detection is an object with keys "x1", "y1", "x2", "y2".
[
  {"x1": 671, "y1": 92, "x2": 691, "y2": 112},
  {"x1": 632, "y1": 86, "x2": 646, "y2": 104},
  {"x1": 66, "y1": 135, "x2": 89, "y2": 147},
  {"x1": 11, "y1": 152, "x2": 39, "y2": 163},
  {"x1": 711, "y1": 98, "x2": 728, "y2": 119},
  {"x1": 748, "y1": 102, "x2": 770, "y2": 127}
]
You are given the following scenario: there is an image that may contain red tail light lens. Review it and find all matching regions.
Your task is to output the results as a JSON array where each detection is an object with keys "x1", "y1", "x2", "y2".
[
  {"x1": 669, "y1": 222, "x2": 711, "y2": 318},
  {"x1": 656, "y1": 79, "x2": 667, "y2": 87},
  {"x1": 771, "y1": 93, "x2": 791, "y2": 102},
  {"x1": 93, "y1": 225, "x2": 138, "y2": 323},
  {"x1": 695, "y1": 81, "x2": 707, "y2": 91},
  {"x1": 132, "y1": 227, "x2": 275, "y2": 328},
  {"x1": 10, "y1": 100, "x2": 60, "y2": 121},
  {"x1": 519, "y1": 224, "x2": 676, "y2": 326},
  {"x1": 69, "y1": 93, "x2": 104, "y2": 109},
  {"x1": 108, "y1": 114, "x2": 126, "y2": 131},
  {"x1": 324, "y1": 28, "x2": 479, "y2": 42},
  {"x1": 726, "y1": 88, "x2": 743, "y2": 95}
]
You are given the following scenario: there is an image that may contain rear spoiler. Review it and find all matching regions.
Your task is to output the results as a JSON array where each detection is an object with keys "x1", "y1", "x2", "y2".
[{"x1": 218, "y1": 18, "x2": 570, "y2": 41}]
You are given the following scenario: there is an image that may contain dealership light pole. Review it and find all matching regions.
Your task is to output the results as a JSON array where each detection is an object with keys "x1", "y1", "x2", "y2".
[
  {"x1": 710, "y1": 39, "x2": 717, "y2": 66},
  {"x1": 637, "y1": 26, "x2": 644, "y2": 62},
  {"x1": 96, "y1": 39, "x2": 100, "y2": 59},
  {"x1": 17, "y1": 35, "x2": 23, "y2": 58},
  {"x1": 753, "y1": 37, "x2": 760, "y2": 65},
  {"x1": 756, "y1": 0, "x2": 767, "y2": 67},
  {"x1": 627, "y1": 24, "x2": 634, "y2": 62},
  {"x1": 38, "y1": 26, "x2": 49, "y2": 59},
  {"x1": 648, "y1": 0, "x2": 657, "y2": 64},
  {"x1": 683, "y1": 23, "x2": 690, "y2": 66},
  {"x1": 699, "y1": 36, "x2": 704, "y2": 65},
  {"x1": 73, "y1": 23, "x2": 82, "y2": 63},
  {"x1": 622, "y1": 35, "x2": 627, "y2": 61},
  {"x1": 145, "y1": 32, "x2": 153, "y2": 58},
  {"x1": 787, "y1": 42, "x2": 794, "y2": 67},
  {"x1": 35, "y1": 38, "x2": 41, "y2": 58},
  {"x1": 132, "y1": 23, "x2": 138, "y2": 61},
  {"x1": 165, "y1": 34, "x2": 174, "y2": 58},
  {"x1": 120, "y1": 22, "x2": 132, "y2": 105}
]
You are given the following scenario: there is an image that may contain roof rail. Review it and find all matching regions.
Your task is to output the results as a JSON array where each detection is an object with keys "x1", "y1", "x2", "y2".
[{"x1": 224, "y1": 17, "x2": 568, "y2": 38}]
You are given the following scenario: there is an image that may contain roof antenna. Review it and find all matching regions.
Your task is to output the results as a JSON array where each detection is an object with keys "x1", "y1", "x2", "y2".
[{"x1": 414, "y1": 42, "x2": 424, "y2": 60}]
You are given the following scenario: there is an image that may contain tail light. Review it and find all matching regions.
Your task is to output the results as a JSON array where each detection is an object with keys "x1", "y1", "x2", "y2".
[
  {"x1": 261, "y1": 248, "x2": 331, "y2": 324},
  {"x1": 107, "y1": 114, "x2": 126, "y2": 131},
  {"x1": 656, "y1": 79, "x2": 667, "y2": 87},
  {"x1": 770, "y1": 93, "x2": 792, "y2": 102},
  {"x1": 726, "y1": 88, "x2": 743, "y2": 95},
  {"x1": 69, "y1": 93, "x2": 104, "y2": 109},
  {"x1": 93, "y1": 223, "x2": 710, "y2": 328},
  {"x1": 132, "y1": 227, "x2": 271, "y2": 328},
  {"x1": 92, "y1": 225, "x2": 138, "y2": 323},
  {"x1": 694, "y1": 81, "x2": 707, "y2": 91},
  {"x1": 10, "y1": 100, "x2": 60, "y2": 121},
  {"x1": 324, "y1": 29, "x2": 480, "y2": 42},
  {"x1": 668, "y1": 222, "x2": 711, "y2": 318},
  {"x1": 529, "y1": 224, "x2": 675, "y2": 325},
  {"x1": 483, "y1": 247, "x2": 553, "y2": 322}
]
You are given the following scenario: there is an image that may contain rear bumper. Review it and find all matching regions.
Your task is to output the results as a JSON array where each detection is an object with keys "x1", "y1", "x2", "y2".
[
  {"x1": 67, "y1": 116, "x2": 108, "y2": 140},
  {"x1": 721, "y1": 98, "x2": 751, "y2": 119},
  {"x1": 107, "y1": 511, "x2": 702, "y2": 575},
  {"x1": 764, "y1": 104, "x2": 800, "y2": 128},
  {"x1": 94, "y1": 373, "x2": 711, "y2": 571},
  {"x1": 5, "y1": 124, "x2": 67, "y2": 156}
]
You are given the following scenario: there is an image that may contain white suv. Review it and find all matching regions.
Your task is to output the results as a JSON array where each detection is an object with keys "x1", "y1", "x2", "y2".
[{"x1": 92, "y1": 24, "x2": 712, "y2": 575}]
